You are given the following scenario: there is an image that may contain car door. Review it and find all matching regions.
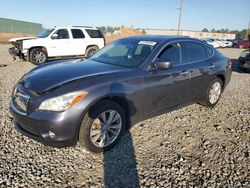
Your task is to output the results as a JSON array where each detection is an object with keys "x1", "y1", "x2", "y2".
[
  {"x1": 48, "y1": 28, "x2": 72, "y2": 56},
  {"x1": 142, "y1": 42, "x2": 191, "y2": 116},
  {"x1": 70, "y1": 29, "x2": 87, "y2": 55},
  {"x1": 182, "y1": 41, "x2": 213, "y2": 100}
]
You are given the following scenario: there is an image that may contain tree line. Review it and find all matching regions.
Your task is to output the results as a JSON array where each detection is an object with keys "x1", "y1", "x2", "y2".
[
  {"x1": 97, "y1": 26, "x2": 248, "y2": 40},
  {"x1": 201, "y1": 28, "x2": 249, "y2": 39}
]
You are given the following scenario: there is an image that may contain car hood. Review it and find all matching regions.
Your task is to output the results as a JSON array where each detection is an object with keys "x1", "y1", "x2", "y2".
[
  {"x1": 19, "y1": 59, "x2": 128, "y2": 94},
  {"x1": 9, "y1": 37, "x2": 37, "y2": 42}
]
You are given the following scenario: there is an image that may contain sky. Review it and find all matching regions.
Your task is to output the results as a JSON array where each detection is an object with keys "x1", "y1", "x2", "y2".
[{"x1": 1, "y1": 0, "x2": 249, "y2": 31}]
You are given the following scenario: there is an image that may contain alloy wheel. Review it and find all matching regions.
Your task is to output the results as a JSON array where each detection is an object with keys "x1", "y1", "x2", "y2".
[
  {"x1": 209, "y1": 81, "x2": 222, "y2": 104},
  {"x1": 33, "y1": 51, "x2": 46, "y2": 63},
  {"x1": 90, "y1": 110, "x2": 122, "y2": 148}
]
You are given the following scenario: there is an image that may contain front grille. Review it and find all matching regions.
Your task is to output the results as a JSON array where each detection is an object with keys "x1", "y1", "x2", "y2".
[
  {"x1": 18, "y1": 40, "x2": 23, "y2": 51},
  {"x1": 13, "y1": 88, "x2": 29, "y2": 114},
  {"x1": 14, "y1": 40, "x2": 23, "y2": 51}
]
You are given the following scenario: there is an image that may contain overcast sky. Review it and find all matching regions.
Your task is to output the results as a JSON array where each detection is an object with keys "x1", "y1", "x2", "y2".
[{"x1": 1, "y1": 0, "x2": 249, "y2": 31}]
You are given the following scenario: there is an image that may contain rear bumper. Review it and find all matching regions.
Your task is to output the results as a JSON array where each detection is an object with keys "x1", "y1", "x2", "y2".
[
  {"x1": 224, "y1": 68, "x2": 232, "y2": 88},
  {"x1": 239, "y1": 61, "x2": 250, "y2": 70}
]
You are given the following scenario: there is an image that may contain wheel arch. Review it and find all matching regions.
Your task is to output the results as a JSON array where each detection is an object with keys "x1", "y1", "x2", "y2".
[
  {"x1": 88, "y1": 95, "x2": 132, "y2": 130},
  {"x1": 86, "y1": 44, "x2": 99, "y2": 50},
  {"x1": 85, "y1": 45, "x2": 99, "y2": 54},
  {"x1": 216, "y1": 74, "x2": 225, "y2": 89},
  {"x1": 28, "y1": 46, "x2": 48, "y2": 61},
  {"x1": 77, "y1": 94, "x2": 132, "y2": 141}
]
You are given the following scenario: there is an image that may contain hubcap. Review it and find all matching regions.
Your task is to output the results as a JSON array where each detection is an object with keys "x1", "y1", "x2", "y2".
[
  {"x1": 87, "y1": 49, "x2": 97, "y2": 57},
  {"x1": 33, "y1": 51, "x2": 46, "y2": 63},
  {"x1": 209, "y1": 81, "x2": 222, "y2": 104},
  {"x1": 90, "y1": 110, "x2": 122, "y2": 148}
]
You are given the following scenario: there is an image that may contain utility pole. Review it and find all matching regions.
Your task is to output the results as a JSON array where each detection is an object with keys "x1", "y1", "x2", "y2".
[
  {"x1": 245, "y1": 19, "x2": 250, "y2": 40},
  {"x1": 177, "y1": 0, "x2": 183, "y2": 35}
]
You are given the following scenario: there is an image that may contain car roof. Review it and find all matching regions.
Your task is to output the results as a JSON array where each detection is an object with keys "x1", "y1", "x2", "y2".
[
  {"x1": 53, "y1": 26, "x2": 98, "y2": 30},
  {"x1": 118, "y1": 35, "x2": 196, "y2": 43}
]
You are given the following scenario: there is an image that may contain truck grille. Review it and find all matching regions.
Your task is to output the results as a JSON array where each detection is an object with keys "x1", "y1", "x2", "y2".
[
  {"x1": 13, "y1": 88, "x2": 29, "y2": 114},
  {"x1": 14, "y1": 40, "x2": 23, "y2": 51}
]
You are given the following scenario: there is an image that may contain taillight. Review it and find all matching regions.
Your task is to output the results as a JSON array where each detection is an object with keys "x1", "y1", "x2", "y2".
[
  {"x1": 227, "y1": 59, "x2": 232, "y2": 69},
  {"x1": 104, "y1": 37, "x2": 106, "y2": 46}
]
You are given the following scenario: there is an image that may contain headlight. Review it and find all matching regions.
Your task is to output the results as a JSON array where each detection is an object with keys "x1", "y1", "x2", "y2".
[
  {"x1": 39, "y1": 91, "x2": 88, "y2": 112},
  {"x1": 240, "y1": 50, "x2": 250, "y2": 58}
]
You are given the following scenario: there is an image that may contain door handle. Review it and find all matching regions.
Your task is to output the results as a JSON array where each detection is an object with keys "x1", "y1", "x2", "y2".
[
  {"x1": 180, "y1": 71, "x2": 189, "y2": 75},
  {"x1": 208, "y1": 64, "x2": 215, "y2": 69}
]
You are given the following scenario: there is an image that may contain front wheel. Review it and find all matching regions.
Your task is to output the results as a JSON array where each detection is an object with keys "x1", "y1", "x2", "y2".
[
  {"x1": 200, "y1": 78, "x2": 223, "y2": 108},
  {"x1": 79, "y1": 100, "x2": 126, "y2": 153},
  {"x1": 29, "y1": 48, "x2": 48, "y2": 65}
]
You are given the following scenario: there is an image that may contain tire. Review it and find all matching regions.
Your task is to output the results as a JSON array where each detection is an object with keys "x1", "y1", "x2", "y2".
[
  {"x1": 85, "y1": 46, "x2": 99, "y2": 58},
  {"x1": 29, "y1": 48, "x2": 48, "y2": 65},
  {"x1": 79, "y1": 100, "x2": 126, "y2": 153},
  {"x1": 200, "y1": 78, "x2": 223, "y2": 108}
]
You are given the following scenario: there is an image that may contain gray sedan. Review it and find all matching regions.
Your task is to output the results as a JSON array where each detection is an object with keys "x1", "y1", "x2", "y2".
[{"x1": 10, "y1": 35, "x2": 232, "y2": 152}]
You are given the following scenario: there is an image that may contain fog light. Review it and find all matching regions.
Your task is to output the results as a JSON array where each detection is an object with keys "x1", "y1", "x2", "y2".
[{"x1": 42, "y1": 131, "x2": 56, "y2": 139}]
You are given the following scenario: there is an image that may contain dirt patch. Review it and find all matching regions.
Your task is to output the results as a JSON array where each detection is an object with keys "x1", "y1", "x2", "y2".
[
  {"x1": 105, "y1": 27, "x2": 143, "y2": 43},
  {"x1": 0, "y1": 33, "x2": 34, "y2": 44}
]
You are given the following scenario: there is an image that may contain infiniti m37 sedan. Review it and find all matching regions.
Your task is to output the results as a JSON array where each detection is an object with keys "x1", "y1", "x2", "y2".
[{"x1": 10, "y1": 35, "x2": 232, "y2": 152}]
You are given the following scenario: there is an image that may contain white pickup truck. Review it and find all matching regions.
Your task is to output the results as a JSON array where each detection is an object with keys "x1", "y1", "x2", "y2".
[{"x1": 9, "y1": 26, "x2": 105, "y2": 65}]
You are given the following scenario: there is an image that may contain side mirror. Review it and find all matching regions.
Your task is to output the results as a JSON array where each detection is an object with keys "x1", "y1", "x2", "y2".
[
  {"x1": 51, "y1": 33, "x2": 59, "y2": 39},
  {"x1": 155, "y1": 61, "x2": 171, "y2": 69},
  {"x1": 148, "y1": 60, "x2": 172, "y2": 72}
]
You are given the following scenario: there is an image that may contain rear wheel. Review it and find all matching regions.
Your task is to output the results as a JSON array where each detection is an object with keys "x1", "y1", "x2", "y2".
[
  {"x1": 79, "y1": 100, "x2": 126, "y2": 153},
  {"x1": 85, "y1": 46, "x2": 99, "y2": 58},
  {"x1": 29, "y1": 48, "x2": 47, "y2": 65},
  {"x1": 200, "y1": 78, "x2": 223, "y2": 108}
]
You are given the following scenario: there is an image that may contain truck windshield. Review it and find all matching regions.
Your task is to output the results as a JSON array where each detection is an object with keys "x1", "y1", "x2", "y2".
[{"x1": 37, "y1": 29, "x2": 54, "y2": 38}]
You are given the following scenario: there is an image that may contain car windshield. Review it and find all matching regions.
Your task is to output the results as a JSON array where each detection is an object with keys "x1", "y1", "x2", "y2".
[
  {"x1": 37, "y1": 29, "x2": 54, "y2": 38},
  {"x1": 89, "y1": 39, "x2": 157, "y2": 68}
]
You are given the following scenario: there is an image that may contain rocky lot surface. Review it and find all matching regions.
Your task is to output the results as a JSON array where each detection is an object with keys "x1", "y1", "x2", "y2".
[{"x1": 0, "y1": 44, "x2": 249, "y2": 187}]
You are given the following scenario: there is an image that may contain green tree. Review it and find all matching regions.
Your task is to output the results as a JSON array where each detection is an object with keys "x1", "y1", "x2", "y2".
[
  {"x1": 98, "y1": 26, "x2": 106, "y2": 34},
  {"x1": 202, "y1": 28, "x2": 209, "y2": 32},
  {"x1": 230, "y1": 30, "x2": 239, "y2": 34},
  {"x1": 210, "y1": 28, "x2": 216, "y2": 33},
  {"x1": 239, "y1": 29, "x2": 247, "y2": 39}
]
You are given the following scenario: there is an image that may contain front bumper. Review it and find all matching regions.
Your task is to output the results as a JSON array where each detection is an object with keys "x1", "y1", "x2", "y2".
[
  {"x1": 10, "y1": 99, "x2": 80, "y2": 148},
  {"x1": 9, "y1": 47, "x2": 27, "y2": 60},
  {"x1": 9, "y1": 47, "x2": 20, "y2": 59},
  {"x1": 238, "y1": 57, "x2": 250, "y2": 70}
]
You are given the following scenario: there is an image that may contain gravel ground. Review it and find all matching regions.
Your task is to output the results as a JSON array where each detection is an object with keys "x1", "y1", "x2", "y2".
[{"x1": 0, "y1": 44, "x2": 249, "y2": 187}]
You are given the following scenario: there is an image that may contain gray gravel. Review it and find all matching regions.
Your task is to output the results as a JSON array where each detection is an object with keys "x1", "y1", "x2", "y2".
[{"x1": 0, "y1": 44, "x2": 249, "y2": 187}]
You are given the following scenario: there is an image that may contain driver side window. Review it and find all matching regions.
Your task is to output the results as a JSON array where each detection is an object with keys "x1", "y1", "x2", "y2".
[
  {"x1": 157, "y1": 42, "x2": 182, "y2": 66},
  {"x1": 54, "y1": 29, "x2": 69, "y2": 39}
]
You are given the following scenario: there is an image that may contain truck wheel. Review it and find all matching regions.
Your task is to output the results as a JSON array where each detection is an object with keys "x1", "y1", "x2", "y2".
[
  {"x1": 200, "y1": 78, "x2": 223, "y2": 108},
  {"x1": 79, "y1": 100, "x2": 126, "y2": 153},
  {"x1": 30, "y1": 48, "x2": 48, "y2": 65},
  {"x1": 85, "y1": 46, "x2": 99, "y2": 58}
]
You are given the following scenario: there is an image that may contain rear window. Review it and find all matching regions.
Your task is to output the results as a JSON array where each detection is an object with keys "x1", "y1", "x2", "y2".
[
  {"x1": 71, "y1": 29, "x2": 85, "y2": 38},
  {"x1": 86, "y1": 29, "x2": 103, "y2": 38},
  {"x1": 184, "y1": 41, "x2": 207, "y2": 62}
]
